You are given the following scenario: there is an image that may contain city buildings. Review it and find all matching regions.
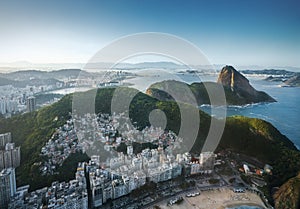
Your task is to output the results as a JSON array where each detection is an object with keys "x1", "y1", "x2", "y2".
[
  {"x1": 0, "y1": 85, "x2": 33, "y2": 117},
  {"x1": 0, "y1": 133, "x2": 21, "y2": 170},
  {"x1": 4, "y1": 111, "x2": 216, "y2": 208},
  {"x1": 6, "y1": 147, "x2": 215, "y2": 208},
  {"x1": 0, "y1": 168, "x2": 16, "y2": 209},
  {"x1": 0, "y1": 99, "x2": 18, "y2": 116},
  {"x1": 87, "y1": 155, "x2": 148, "y2": 208},
  {"x1": 0, "y1": 133, "x2": 11, "y2": 148},
  {"x1": 0, "y1": 133, "x2": 20, "y2": 209},
  {"x1": 26, "y1": 96, "x2": 36, "y2": 112},
  {"x1": 87, "y1": 148, "x2": 215, "y2": 207},
  {"x1": 9, "y1": 163, "x2": 88, "y2": 209}
]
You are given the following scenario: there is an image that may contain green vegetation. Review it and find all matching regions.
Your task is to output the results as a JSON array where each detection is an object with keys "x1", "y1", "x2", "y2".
[
  {"x1": 216, "y1": 162, "x2": 233, "y2": 176},
  {"x1": 35, "y1": 93, "x2": 63, "y2": 105},
  {"x1": 0, "y1": 86, "x2": 299, "y2": 199},
  {"x1": 130, "y1": 181, "x2": 157, "y2": 198},
  {"x1": 0, "y1": 94, "x2": 73, "y2": 190},
  {"x1": 274, "y1": 173, "x2": 300, "y2": 209},
  {"x1": 229, "y1": 178, "x2": 236, "y2": 184},
  {"x1": 218, "y1": 116, "x2": 300, "y2": 187},
  {"x1": 146, "y1": 80, "x2": 275, "y2": 105},
  {"x1": 208, "y1": 178, "x2": 220, "y2": 184},
  {"x1": 179, "y1": 181, "x2": 192, "y2": 189}
]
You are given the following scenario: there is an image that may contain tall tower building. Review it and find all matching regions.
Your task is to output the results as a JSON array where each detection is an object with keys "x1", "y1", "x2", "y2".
[
  {"x1": 200, "y1": 152, "x2": 215, "y2": 170},
  {"x1": 26, "y1": 96, "x2": 36, "y2": 112},
  {"x1": 0, "y1": 133, "x2": 20, "y2": 170},
  {"x1": 0, "y1": 168, "x2": 16, "y2": 209},
  {"x1": 0, "y1": 133, "x2": 11, "y2": 148},
  {"x1": 127, "y1": 145, "x2": 133, "y2": 156}
]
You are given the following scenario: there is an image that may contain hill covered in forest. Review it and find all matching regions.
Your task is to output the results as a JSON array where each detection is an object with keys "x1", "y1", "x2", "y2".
[
  {"x1": 0, "y1": 86, "x2": 299, "y2": 204},
  {"x1": 146, "y1": 66, "x2": 275, "y2": 105},
  {"x1": 274, "y1": 173, "x2": 300, "y2": 209}
]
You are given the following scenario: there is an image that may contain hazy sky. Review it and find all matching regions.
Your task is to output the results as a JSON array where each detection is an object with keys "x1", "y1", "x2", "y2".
[{"x1": 0, "y1": 0, "x2": 299, "y2": 67}]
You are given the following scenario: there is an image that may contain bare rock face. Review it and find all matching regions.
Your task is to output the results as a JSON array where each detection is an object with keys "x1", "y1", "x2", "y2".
[
  {"x1": 146, "y1": 65, "x2": 276, "y2": 105},
  {"x1": 284, "y1": 74, "x2": 300, "y2": 87},
  {"x1": 217, "y1": 65, "x2": 255, "y2": 94},
  {"x1": 217, "y1": 65, "x2": 276, "y2": 104}
]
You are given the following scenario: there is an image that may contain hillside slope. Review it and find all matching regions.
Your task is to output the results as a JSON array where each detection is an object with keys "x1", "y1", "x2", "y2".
[
  {"x1": 0, "y1": 87, "x2": 298, "y2": 192},
  {"x1": 217, "y1": 65, "x2": 276, "y2": 103},
  {"x1": 274, "y1": 173, "x2": 300, "y2": 209},
  {"x1": 146, "y1": 65, "x2": 276, "y2": 105}
]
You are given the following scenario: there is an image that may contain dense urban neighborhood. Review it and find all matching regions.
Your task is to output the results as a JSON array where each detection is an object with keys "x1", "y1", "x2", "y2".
[{"x1": 0, "y1": 110, "x2": 274, "y2": 208}]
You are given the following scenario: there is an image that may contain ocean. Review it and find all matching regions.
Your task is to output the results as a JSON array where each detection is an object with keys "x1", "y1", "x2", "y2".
[
  {"x1": 124, "y1": 71, "x2": 300, "y2": 149},
  {"x1": 199, "y1": 77, "x2": 300, "y2": 149},
  {"x1": 52, "y1": 71, "x2": 299, "y2": 149}
]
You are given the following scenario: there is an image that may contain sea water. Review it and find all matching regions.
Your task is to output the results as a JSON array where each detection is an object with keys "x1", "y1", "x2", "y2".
[
  {"x1": 199, "y1": 78, "x2": 300, "y2": 149},
  {"x1": 112, "y1": 71, "x2": 300, "y2": 149}
]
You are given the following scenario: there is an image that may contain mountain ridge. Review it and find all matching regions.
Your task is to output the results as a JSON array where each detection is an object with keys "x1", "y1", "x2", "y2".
[
  {"x1": 146, "y1": 66, "x2": 275, "y2": 105},
  {"x1": 0, "y1": 87, "x2": 299, "y2": 193}
]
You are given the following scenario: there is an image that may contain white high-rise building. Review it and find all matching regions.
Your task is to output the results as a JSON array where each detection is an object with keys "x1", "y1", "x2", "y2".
[
  {"x1": 0, "y1": 143, "x2": 21, "y2": 170},
  {"x1": 0, "y1": 133, "x2": 20, "y2": 170},
  {"x1": 26, "y1": 96, "x2": 36, "y2": 112},
  {"x1": 0, "y1": 133, "x2": 11, "y2": 147},
  {"x1": 127, "y1": 145, "x2": 133, "y2": 156},
  {"x1": 0, "y1": 168, "x2": 16, "y2": 209}
]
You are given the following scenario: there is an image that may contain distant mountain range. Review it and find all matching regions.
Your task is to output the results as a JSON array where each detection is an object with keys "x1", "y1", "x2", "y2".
[
  {"x1": 0, "y1": 61, "x2": 85, "y2": 72},
  {"x1": 0, "y1": 69, "x2": 92, "y2": 87},
  {"x1": 1, "y1": 69, "x2": 87, "y2": 80},
  {"x1": 241, "y1": 69, "x2": 296, "y2": 76},
  {"x1": 241, "y1": 69, "x2": 300, "y2": 87},
  {"x1": 1, "y1": 61, "x2": 299, "y2": 72}
]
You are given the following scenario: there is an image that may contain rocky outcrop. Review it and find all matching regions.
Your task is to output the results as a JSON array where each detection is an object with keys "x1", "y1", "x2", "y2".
[
  {"x1": 146, "y1": 66, "x2": 276, "y2": 105},
  {"x1": 283, "y1": 74, "x2": 300, "y2": 87},
  {"x1": 217, "y1": 65, "x2": 276, "y2": 104}
]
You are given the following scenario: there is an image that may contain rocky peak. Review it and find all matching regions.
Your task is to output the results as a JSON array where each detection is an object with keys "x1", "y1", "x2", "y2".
[
  {"x1": 217, "y1": 65, "x2": 276, "y2": 103},
  {"x1": 217, "y1": 65, "x2": 252, "y2": 92}
]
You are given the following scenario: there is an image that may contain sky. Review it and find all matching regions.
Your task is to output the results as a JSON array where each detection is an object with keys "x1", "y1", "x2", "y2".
[{"x1": 0, "y1": 0, "x2": 299, "y2": 67}]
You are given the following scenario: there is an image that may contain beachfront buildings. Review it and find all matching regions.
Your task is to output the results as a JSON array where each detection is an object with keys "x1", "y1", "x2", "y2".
[
  {"x1": 88, "y1": 149, "x2": 215, "y2": 207},
  {"x1": 5, "y1": 148, "x2": 215, "y2": 208},
  {"x1": 87, "y1": 148, "x2": 183, "y2": 207},
  {"x1": 176, "y1": 151, "x2": 215, "y2": 176}
]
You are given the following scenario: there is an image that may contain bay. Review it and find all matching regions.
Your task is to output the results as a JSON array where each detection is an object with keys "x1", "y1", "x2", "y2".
[
  {"x1": 199, "y1": 77, "x2": 300, "y2": 149},
  {"x1": 124, "y1": 71, "x2": 300, "y2": 149}
]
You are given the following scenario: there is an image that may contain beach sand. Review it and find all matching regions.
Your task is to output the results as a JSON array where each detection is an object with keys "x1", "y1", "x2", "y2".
[{"x1": 157, "y1": 188, "x2": 266, "y2": 209}]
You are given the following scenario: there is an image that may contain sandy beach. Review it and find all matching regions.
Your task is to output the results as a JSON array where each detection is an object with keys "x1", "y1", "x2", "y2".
[{"x1": 156, "y1": 188, "x2": 266, "y2": 209}]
